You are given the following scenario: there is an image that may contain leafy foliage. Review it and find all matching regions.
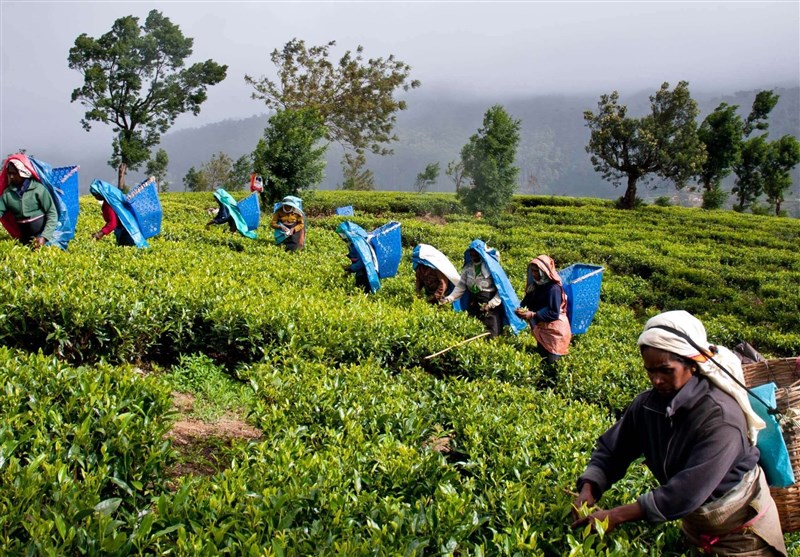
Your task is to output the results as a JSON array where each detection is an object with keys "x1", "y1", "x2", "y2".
[
  {"x1": 415, "y1": 162, "x2": 441, "y2": 193},
  {"x1": 145, "y1": 149, "x2": 170, "y2": 192},
  {"x1": 584, "y1": 82, "x2": 706, "y2": 209},
  {"x1": 252, "y1": 108, "x2": 328, "y2": 204},
  {"x1": 68, "y1": 9, "x2": 227, "y2": 189},
  {"x1": 0, "y1": 191, "x2": 798, "y2": 554},
  {"x1": 245, "y1": 38, "x2": 420, "y2": 157},
  {"x1": 458, "y1": 105, "x2": 522, "y2": 216}
]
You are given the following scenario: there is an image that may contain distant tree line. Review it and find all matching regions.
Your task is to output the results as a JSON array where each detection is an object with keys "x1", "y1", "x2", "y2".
[
  {"x1": 584, "y1": 82, "x2": 800, "y2": 213},
  {"x1": 67, "y1": 9, "x2": 798, "y2": 217}
]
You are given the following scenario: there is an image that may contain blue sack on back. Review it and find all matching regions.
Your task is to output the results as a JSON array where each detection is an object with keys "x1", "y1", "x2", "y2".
[{"x1": 749, "y1": 382, "x2": 795, "y2": 488}]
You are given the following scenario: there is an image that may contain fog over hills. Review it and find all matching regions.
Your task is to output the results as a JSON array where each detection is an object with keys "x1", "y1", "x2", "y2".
[{"x1": 69, "y1": 86, "x2": 800, "y2": 201}]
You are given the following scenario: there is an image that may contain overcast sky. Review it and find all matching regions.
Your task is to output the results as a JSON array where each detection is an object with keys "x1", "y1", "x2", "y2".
[{"x1": 1, "y1": 0, "x2": 798, "y2": 159}]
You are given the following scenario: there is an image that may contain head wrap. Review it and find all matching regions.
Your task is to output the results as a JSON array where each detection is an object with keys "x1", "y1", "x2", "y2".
[
  {"x1": 7, "y1": 159, "x2": 32, "y2": 179},
  {"x1": 526, "y1": 254, "x2": 562, "y2": 293},
  {"x1": 637, "y1": 310, "x2": 765, "y2": 444}
]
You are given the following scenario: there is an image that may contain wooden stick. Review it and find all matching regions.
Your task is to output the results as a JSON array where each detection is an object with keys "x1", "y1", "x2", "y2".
[{"x1": 424, "y1": 332, "x2": 492, "y2": 360}]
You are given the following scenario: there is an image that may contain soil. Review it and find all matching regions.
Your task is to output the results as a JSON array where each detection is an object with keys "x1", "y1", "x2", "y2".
[
  {"x1": 416, "y1": 213, "x2": 447, "y2": 226},
  {"x1": 165, "y1": 392, "x2": 263, "y2": 482}
]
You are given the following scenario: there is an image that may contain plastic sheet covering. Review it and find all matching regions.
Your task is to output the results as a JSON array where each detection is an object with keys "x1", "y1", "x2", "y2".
[
  {"x1": 214, "y1": 188, "x2": 256, "y2": 239},
  {"x1": 337, "y1": 221, "x2": 381, "y2": 293},
  {"x1": 90, "y1": 179, "x2": 148, "y2": 248},
  {"x1": 458, "y1": 239, "x2": 527, "y2": 334}
]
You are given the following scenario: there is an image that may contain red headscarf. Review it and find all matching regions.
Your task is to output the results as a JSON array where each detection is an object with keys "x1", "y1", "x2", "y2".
[{"x1": 0, "y1": 153, "x2": 42, "y2": 238}]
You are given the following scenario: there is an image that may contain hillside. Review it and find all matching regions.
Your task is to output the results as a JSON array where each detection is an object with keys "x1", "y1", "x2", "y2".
[
  {"x1": 71, "y1": 87, "x2": 799, "y2": 210},
  {"x1": 1, "y1": 192, "x2": 799, "y2": 554}
]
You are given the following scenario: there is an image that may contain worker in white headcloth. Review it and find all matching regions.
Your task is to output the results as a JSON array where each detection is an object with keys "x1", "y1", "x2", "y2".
[{"x1": 572, "y1": 310, "x2": 786, "y2": 556}]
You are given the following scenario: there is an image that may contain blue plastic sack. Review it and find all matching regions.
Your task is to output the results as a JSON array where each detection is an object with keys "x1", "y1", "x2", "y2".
[
  {"x1": 126, "y1": 177, "x2": 162, "y2": 239},
  {"x1": 558, "y1": 264, "x2": 604, "y2": 334},
  {"x1": 368, "y1": 221, "x2": 402, "y2": 279},
  {"x1": 238, "y1": 193, "x2": 261, "y2": 231},
  {"x1": 30, "y1": 159, "x2": 79, "y2": 249},
  {"x1": 335, "y1": 205, "x2": 354, "y2": 216},
  {"x1": 748, "y1": 382, "x2": 795, "y2": 488}
]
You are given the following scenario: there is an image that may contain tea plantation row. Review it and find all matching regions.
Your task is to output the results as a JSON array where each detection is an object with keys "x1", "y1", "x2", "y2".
[{"x1": 1, "y1": 191, "x2": 798, "y2": 555}]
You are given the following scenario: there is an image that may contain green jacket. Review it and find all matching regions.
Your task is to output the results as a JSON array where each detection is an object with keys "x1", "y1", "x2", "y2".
[{"x1": 0, "y1": 179, "x2": 58, "y2": 240}]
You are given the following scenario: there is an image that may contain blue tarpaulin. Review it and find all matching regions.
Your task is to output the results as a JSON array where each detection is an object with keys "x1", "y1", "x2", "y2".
[
  {"x1": 456, "y1": 239, "x2": 527, "y2": 334},
  {"x1": 90, "y1": 180, "x2": 148, "y2": 248}
]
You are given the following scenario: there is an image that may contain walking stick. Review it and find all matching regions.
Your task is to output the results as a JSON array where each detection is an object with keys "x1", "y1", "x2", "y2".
[{"x1": 423, "y1": 332, "x2": 492, "y2": 360}]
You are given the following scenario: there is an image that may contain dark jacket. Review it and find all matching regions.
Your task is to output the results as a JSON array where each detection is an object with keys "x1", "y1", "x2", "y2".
[
  {"x1": 520, "y1": 281, "x2": 563, "y2": 323},
  {"x1": 578, "y1": 375, "x2": 759, "y2": 522}
]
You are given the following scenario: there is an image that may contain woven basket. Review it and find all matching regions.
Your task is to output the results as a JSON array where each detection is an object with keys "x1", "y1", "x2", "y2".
[{"x1": 743, "y1": 357, "x2": 800, "y2": 532}]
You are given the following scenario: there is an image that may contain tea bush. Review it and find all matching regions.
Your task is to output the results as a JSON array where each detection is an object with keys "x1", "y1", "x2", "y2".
[{"x1": 1, "y1": 190, "x2": 799, "y2": 554}]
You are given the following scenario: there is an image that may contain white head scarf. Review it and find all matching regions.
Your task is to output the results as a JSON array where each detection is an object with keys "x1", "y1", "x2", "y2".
[
  {"x1": 8, "y1": 159, "x2": 32, "y2": 179},
  {"x1": 637, "y1": 310, "x2": 765, "y2": 445}
]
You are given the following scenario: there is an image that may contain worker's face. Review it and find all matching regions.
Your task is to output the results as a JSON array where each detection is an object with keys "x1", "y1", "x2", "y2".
[
  {"x1": 468, "y1": 250, "x2": 481, "y2": 263},
  {"x1": 641, "y1": 346, "x2": 695, "y2": 396},
  {"x1": 6, "y1": 164, "x2": 23, "y2": 186}
]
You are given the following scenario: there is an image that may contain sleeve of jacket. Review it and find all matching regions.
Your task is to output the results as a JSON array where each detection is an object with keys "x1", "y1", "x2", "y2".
[
  {"x1": 100, "y1": 203, "x2": 118, "y2": 235},
  {"x1": 39, "y1": 186, "x2": 58, "y2": 241},
  {"x1": 446, "y1": 269, "x2": 469, "y2": 301},
  {"x1": 637, "y1": 416, "x2": 747, "y2": 522}
]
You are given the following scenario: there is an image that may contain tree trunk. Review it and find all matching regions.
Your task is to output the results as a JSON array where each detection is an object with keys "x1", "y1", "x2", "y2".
[
  {"x1": 622, "y1": 175, "x2": 638, "y2": 209},
  {"x1": 117, "y1": 163, "x2": 127, "y2": 191},
  {"x1": 775, "y1": 199, "x2": 782, "y2": 215}
]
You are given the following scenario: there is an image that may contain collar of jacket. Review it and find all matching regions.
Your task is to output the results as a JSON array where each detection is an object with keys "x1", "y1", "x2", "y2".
[{"x1": 666, "y1": 375, "x2": 708, "y2": 419}]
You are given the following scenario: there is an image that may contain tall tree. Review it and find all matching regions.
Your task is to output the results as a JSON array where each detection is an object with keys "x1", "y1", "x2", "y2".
[
  {"x1": 584, "y1": 81, "x2": 706, "y2": 209},
  {"x1": 414, "y1": 162, "x2": 440, "y2": 193},
  {"x1": 183, "y1": 166, "x2": 208, "y2": 192},
  {"x1": 731, "y1": 136, "x2": 768, "y2": 212},
  {"x1": 458, "y1": 105, "x2": 521, "y2": 216},
  {"x1": 230, "y1": 155, "x2": 253, "y2": 190},
  {"x1": 145, "y1": 149, "x2": 170, "y2": 192},
  {"x1": 201, "y1": 152, "x2": 235, "y2": 189},
  {"x1": 743, "y1": 90, "x2": 780, "y2": 137},
  {"x1": 730, "y1": 90, "x2": 791, "y2": 213},
  {"x1": 445, "y1": 160, "x2": 466, "y2": 194},
  {"x1": 68, "y1": 10, "x2": 227, "y2": 189},
  {"x1": 245, "y1": 38, "x2": 420, "y2": 166},
  {"x1": 696, "y1": 103, "x2": 743, "y2": 209},
  {"x1": 252, "y1": 108, "x2": 328, "y2": 204},
  {"x1": 341, "y1": 153, "x2": 375, "y2": 191},
  {"x1": 761, "y1": 135, "x2": 800, "y2": 215}
]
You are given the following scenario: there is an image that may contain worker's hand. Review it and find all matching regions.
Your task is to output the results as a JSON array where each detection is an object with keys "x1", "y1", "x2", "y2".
[
  {"x1": 571, "y1": 482, "x2": 597, "y2": 523},
  {"x1": 479, "y1": 303, "x2": 490, "y2": 313},
  {"x1": 571, "y1": 508, "x2": 619, "y2": 534},
  {"x1": 33, "y1": 236, "x2": 47, "y2": 249},
  {"x1": 515, "y1": 307, "x2": 534, "y2": 320},
  {"x1": 93, "y1": 231, "x2": 104, "y2": 241},
  {"x1": 439, "y1": 297, "x2": 452, "y2": 305},
  {"x1": 285, "y1": 228, "x2": 294, "y2": 236}
]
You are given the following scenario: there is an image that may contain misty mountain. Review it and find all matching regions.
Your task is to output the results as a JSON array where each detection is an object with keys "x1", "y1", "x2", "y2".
[{"x1": 79, "y1": 86, "x2": 799, "y2": 200}]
